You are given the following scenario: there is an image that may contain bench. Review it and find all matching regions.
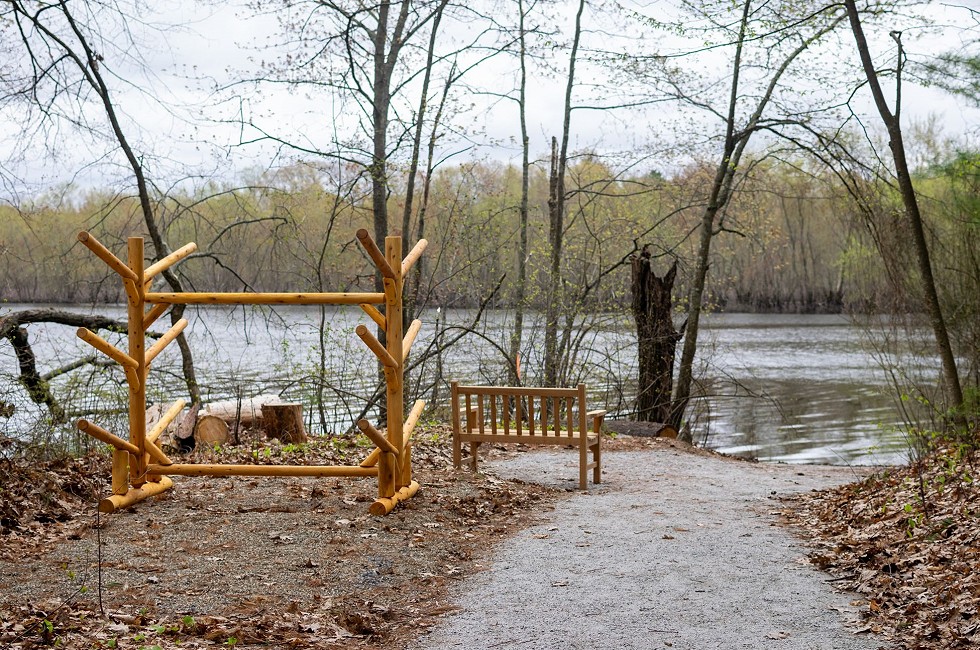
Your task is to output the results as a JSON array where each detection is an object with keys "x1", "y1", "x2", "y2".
[{"x1": 450, "y1": 382, "x2": 606, "y2": 490}]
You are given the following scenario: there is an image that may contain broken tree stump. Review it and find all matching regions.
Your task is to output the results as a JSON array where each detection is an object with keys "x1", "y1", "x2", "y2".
[{"x1": 262, "y1": 403, "x2": 307, "y2": 443}]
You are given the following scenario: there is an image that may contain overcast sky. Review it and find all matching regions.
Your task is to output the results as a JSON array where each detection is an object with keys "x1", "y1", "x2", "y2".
[{"x1": 1, "y1": 0, "x2": 978, "y2": 196}]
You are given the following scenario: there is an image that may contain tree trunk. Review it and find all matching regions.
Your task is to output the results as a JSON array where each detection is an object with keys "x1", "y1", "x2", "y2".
[
  {"x1": 843, "y1": 0, "x2": 965, "y2": 427},
  {"x1": 631, "y1": 252, "x2": 682, "y2": 423},
  {"x1": 509, "y1": 0, "x2": 532, "y2": 387}
]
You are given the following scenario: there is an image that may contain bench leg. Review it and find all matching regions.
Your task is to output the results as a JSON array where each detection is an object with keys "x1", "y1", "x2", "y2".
[
  {"x1": 591, "y1": 438, "x2": 601, "y2": 485},
  {"x1": 470, "y1": 442, "x2": 480, "y2": 472},
  {"x1": 452, "y1": 434, "x2": 461, "y2": 469},
  {"x1": 579, "y1": 441, "x2": 588, "y2": 490}
]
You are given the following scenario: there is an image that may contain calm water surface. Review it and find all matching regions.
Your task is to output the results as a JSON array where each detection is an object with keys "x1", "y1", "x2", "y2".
[{"x1": 1, "y1": 305, "x2": 928, "y2": 466}]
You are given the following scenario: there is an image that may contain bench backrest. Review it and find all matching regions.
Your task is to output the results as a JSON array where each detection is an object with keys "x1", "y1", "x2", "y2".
[{"x1": 451, "y1": 382, "x2": 589, "y2": 439}]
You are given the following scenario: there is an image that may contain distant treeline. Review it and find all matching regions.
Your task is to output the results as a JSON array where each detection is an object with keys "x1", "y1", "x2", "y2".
[{"x1": 1, "y1": 152, "x2": 977, "y2": 322}]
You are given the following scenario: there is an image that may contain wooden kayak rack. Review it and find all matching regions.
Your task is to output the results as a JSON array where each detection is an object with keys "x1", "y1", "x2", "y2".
[{"x1": 75, "y1": 228, "x2": 426, "y2": 516}]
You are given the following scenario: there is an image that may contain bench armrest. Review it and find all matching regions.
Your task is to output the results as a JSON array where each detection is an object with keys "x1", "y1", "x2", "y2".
[
  {"x1": 456, "y1": 406, "x2": 480, "y2": 431},
  {"x1": 586, "y1": 409, "x2": 607, "y2": 434}
]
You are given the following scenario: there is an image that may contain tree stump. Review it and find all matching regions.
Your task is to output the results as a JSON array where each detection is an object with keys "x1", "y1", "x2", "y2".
[
  {"x1": 262, "y1": 403, "x2": 307, "y2": 443},
  {"x1": 194, "y1": 414, "x2": 230, "y2": 446}
]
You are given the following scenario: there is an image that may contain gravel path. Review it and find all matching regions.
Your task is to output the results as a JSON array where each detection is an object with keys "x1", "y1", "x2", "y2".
[{"x1": 419, "y1": 446, "x2": 887, "y2": 650}]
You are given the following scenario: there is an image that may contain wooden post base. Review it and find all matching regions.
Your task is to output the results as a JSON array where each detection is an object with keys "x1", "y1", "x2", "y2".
[
  {"x1": 99, "y1": 476, "x2": 174, "y2": 513},
  {"x1": 369, "y1": 480, "x2": 420, "y2": 516}
]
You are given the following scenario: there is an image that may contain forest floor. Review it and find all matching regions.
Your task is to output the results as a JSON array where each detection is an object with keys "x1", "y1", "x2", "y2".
[{"x1": 0, "y1": 426, "x2": 977, "y2": 649}]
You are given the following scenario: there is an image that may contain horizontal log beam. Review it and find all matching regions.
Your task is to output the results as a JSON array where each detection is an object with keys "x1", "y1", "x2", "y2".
[
  {"x1": 145, "y1": 292, "x2": 385, "y2": 305},
  {"x1": 146, "y1": 463, "x2": 380, "y2": 478},
  {"x1": 77, "y1": 231, "x2": 139, "y2": 282},
  {"x1": 355, "y1": 229, "x2": 396, "y2": 279},
  {"x1": 99, "y1": 477, "x2": 174, "y2": 514}
]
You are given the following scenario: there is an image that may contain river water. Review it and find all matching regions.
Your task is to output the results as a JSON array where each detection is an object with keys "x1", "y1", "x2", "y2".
[{"x1": 1, "y1": 305, "x2": 931, "y2": 466}]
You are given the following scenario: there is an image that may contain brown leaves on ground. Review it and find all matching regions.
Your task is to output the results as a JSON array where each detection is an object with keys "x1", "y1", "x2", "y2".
[
  {"x1": 0, "y1": 424, "x2": 563, "y2": 649},
  {"x1": 783, "y1": 442, "x2": 980, "y2": 650}
]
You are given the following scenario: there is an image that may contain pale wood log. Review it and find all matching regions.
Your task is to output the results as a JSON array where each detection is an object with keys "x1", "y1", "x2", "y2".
[
  {"x1": 355, "y1": 228, "x2": 396, "y2": 279},
  {"x1": 400, "y1": 239, "x2": 428, "y2": 277},
  {"x1": 384, "y1": 236, "x2": 405, "y2": 472},
  {"x1": 145, "y1": 318, "x2": 188, "y2": 364},
  {"x1": 402, "y1": 399, "x2": 425, "y2": 450},
  {"x1": 261, "y1": 403, "x2": 307, "y2": 443},
  {"x1": 145, "y1": 440, "x2": 173, "y2": 466},
  {"x1": 402, "y1": 319, "x2": 422, "y2": 361},
  {"x1": 146, "y1": 399, "x2": 186, "y2": 445},
  {"x1": 201, "y1": 394, "x2": 281, "y2": 427},
  {"x1": 76, "y1": 327, "x2": 137, "y2": 369},
  {"x1": 143, "y1": 242, "x2": 197, "y2": 281},
  {"x1": 127, "y1": 237, "x2": 148, "y2": 487},
  {"x1": 370, "y1": 480, "x2": 420, "y2": 516},
  {"x1": 356, "y1": 419, "x2": 398, "y2": 454},
  {"x1": 360, "y1": 447, "x2": 382, "y2": 468},
  {"x1": 142, "y1": 303, "x2": 169, "y2": 330},
  {"x1": 145, "y1": 403, "x2": 163, "y2": 434},
  {"x1": 77, "y1": 231, "x2": 138, "y2": 282},
  {"x1": 146, "y1": 463, "x2": 378, "y2": 478},
  {"x1": 378, "y1": 452, "x2": 396, "y2": 498},
  {"x1": 398, "y1": 444, "x2": 412, "y2": 488},
  {"x1": 99, "y1": 476, "x2": 174, "y2": 513},
  {"x1": 123, "y1": 278, "x2": 140, "y2": 308},
  {"x1": 144, "y1": 291, "x2": 385, "y2": 305},
  {"x1": 359, "y1": 303, "x2": 387, "y2": 332},
  {"x1": 355, "y1": 324, "x2": 398, "y2": 368},
  {"x1": 194, "y1": 415, "x2": 230, "y2": 446},
  {"x1": 174, "y1": 402, "x2": 200, "y2": 444},
  {"x1": 77, "y1": 419, "x2": 140, "y2": 454},
  {"x1": 111, "y1": 449, "x2": 130, "y2": 495}
]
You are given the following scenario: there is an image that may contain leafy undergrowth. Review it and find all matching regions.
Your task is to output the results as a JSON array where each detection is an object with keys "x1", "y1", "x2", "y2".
[
  {"x1": 784, "y1": 441, "x2": 980, "y2": 649},
  {"x1": 0, "y1": 424, "x2": 564, "y2": 649}
]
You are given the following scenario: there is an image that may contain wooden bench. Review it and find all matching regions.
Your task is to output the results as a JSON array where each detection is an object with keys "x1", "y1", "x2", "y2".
[{"x1": 450, "y1": 382, "x2": 606, "y2": 490}]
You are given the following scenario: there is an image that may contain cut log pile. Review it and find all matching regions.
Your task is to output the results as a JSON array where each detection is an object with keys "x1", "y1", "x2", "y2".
[{"x1": 155, "y1": 394, "x2": 307, "y2": 450}]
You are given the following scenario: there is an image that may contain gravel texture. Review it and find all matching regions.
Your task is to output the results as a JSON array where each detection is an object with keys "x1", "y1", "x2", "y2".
[{"x1": 420, "y1": 446, "x2": 888, "y2": 650}]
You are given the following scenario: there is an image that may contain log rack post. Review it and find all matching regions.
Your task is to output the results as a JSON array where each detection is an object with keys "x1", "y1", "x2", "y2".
[
  {"x1": 127, "y1": 237, "x2": 148, "y2": 486},
  {"x1": 384, "y1": 236, "x2": 405, "y2": 494}
]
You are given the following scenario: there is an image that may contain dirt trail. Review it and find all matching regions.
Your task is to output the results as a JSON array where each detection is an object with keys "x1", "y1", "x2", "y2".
[{"x1": 419, "y1": 447, "x2": 887, "y2": 650}]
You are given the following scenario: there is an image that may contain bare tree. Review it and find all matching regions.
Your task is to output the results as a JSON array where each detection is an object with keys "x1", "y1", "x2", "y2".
[
  {"x1": 843, "y1": 0, "x2": 966, "y2": 426},
  {"x1": 1, "y1": 0, "x2": 201, "y2": 404},
  {"x1": 662, "y1": 0, "x2": 847, "y2": 438}
]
